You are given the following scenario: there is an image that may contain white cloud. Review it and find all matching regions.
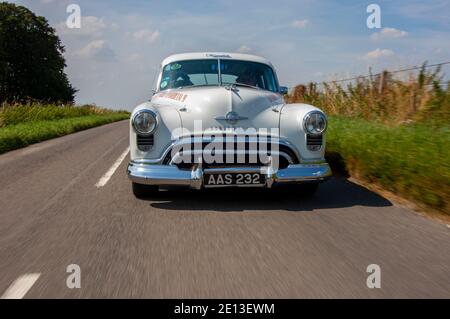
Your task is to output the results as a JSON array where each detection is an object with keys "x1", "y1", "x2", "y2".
[
  {"x1": 371, "y1": 27, "x2": 408, "y2": 40},
  {"x1": 131, "y1": 29, "x2": 160, "y2": 43},
  {"x1": 236, "y1": 45, "x2": 252, "y2": 53},
  {"x1": 364, "y1": 48, "x2": 395, "y2": 59},
  {"x1": 291, "y1": 19, "x2": 309, "y2": 29},
  {"x1": 74, "y1": 40, "x2": 115, "y2": 60},
  {"x1": 57, "y1": 16, "x2": 107, "y2": 37}
]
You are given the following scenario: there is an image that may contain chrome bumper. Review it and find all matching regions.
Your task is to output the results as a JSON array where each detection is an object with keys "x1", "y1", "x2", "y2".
[{"x1": 127, "y1": 161, "x2": 332, "y2": 189}]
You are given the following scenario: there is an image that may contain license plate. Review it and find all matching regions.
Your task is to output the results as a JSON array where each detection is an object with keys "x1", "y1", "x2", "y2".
[{"x1": 204, "y1": 173, "x2": 264, "y2": 187}]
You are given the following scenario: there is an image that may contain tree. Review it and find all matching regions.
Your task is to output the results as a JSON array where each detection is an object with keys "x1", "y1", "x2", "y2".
[{"x1": 0, "y1": 2, "x2": 76, "y2": 104}]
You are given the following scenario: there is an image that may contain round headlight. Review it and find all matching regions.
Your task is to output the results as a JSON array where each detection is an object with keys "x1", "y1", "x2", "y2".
[
  {"x1": 304, "y1": 111, "x2": 327, "y2": 135},
  {"x1": 132, "y1": 110, "x2": 157, "y2": 135}
]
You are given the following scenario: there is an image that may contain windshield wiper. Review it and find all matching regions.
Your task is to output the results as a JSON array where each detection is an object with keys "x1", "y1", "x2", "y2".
[
  {"x1": 176, "y1": 84, "x2": 218, "y2": 90},
  {"x1": 224, "y1": 82, "x2": 261, "y2": 90}
]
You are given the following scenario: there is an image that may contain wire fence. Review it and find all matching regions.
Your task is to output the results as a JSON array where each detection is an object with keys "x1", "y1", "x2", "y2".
[{"x1": 288, "y1": 61, "x2": 450, "y2": 90}]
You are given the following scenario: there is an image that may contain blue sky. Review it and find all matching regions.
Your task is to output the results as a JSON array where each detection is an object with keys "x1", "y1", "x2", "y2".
[{"x1": 9, "y1": 0, "x2": 450, "y2": 109}]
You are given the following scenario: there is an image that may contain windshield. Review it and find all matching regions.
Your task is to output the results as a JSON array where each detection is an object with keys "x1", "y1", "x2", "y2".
[{"x1": 159, "y1": 59, "x2": 278, "y2": 92}]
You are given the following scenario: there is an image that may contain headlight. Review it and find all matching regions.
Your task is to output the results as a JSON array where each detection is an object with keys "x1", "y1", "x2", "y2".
[
  {"x1": 132, "y1": 110, "x2": 157, "y2": 135},
  {"x1": 303, "y1": 111, "x2": 327, "y2": 135}
]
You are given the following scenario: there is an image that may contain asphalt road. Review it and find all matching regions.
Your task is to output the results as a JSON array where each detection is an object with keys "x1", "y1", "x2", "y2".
[{"x1": 0, "y1": 120, "x2": 449, "y2": 298}]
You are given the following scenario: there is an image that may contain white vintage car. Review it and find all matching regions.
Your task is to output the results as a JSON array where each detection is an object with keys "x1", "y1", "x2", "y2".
[{"x1": 127, "y1": 52, "x2": 331, "y2": 198}]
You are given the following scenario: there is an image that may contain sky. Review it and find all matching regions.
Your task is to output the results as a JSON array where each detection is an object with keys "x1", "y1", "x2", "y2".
[{"x1": 8, "y1": 0, "x2": 450, "y2": 110}]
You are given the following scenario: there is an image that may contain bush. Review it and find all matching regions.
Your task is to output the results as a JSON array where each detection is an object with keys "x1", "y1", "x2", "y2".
[{"x1": 286, "y1": 64, "x2": 449, "y2": 125}]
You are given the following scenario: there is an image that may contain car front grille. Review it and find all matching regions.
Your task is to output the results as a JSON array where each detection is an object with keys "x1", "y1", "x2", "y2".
[
  {"x1": 163, "y1": 135, "x2": 299, "y2": 170},
  {"x1": 137, "y1": 135, "x2": 154, "y2": 151},
  {"x1": 306, "y1": 134, "x2": 323, "y2": 151}
]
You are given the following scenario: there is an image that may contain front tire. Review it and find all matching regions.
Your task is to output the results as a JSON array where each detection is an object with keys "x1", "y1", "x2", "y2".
[{"x1": 132, "y1": 183, "x2": 159, "y2": 199}]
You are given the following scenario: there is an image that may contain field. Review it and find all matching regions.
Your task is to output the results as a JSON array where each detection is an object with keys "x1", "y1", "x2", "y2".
[
  {"x1": 288, "y1": 64, "x2": 450, "y2": 215},
  {"x1": 0, "y1": 103, "x2": 129, "y2": 154}
]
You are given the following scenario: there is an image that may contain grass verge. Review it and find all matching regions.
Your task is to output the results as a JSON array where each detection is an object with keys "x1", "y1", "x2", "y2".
[
  {"x1": 326, "y1": 116, "x2": 450, "y2": 215},
  {"x1": 0, "y1": 103, "x2": 129, "y2": 126},
  {"x1": 0, "y1": 113, "x2": 129, "y2": 154}
]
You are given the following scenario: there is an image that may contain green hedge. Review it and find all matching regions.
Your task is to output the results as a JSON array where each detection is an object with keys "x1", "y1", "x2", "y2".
[
  {"x1": 326, "y1": 116, "x2": 450, "y2": 214},
  {"x1": 0, "y1": 103, "x2": 129, "y2": 127},
  {"x1": 0, "y1": 114, "x2": 129, "y2": 154}
]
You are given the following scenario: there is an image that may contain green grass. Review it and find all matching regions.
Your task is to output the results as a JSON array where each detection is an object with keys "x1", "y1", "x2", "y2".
[
  {"x1": 0, "y1": 103, "x2": 128, "y2": 127},
  {"x1": 326, "y1": 116, "x2": 450, "y2": 214},
  {"x1": 0, "y1": 103, "x2": 130, "y2": 154}
]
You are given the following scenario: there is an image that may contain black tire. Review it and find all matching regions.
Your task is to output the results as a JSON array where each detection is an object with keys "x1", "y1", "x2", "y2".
[{"x1": 132, "y1": 183, "x2": 159, "y2": 199}]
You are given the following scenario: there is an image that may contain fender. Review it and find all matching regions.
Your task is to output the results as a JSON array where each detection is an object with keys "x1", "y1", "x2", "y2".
[{"x1": 280, "y1": 103, "x2": 327, "y2": 161}]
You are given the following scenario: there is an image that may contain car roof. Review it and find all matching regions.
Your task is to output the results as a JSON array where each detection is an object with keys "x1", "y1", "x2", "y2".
[{"x1": 161, "y1": 52, "x2": 274, "y2": 69}]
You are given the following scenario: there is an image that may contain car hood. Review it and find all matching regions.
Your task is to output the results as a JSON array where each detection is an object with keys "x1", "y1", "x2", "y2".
[{"x1": 151, "y1": 86, "x2": 284, "y2": 136}]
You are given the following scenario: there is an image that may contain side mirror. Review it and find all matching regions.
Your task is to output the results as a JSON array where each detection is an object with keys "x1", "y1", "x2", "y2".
[{"x1": 278, "y1": 86, "x2": 289, "y2": 95}]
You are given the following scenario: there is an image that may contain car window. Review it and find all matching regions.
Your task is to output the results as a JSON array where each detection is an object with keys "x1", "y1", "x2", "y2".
[
  {"x1": 159, "y1": 59, "x2": 278, "y2": 92},
  {"x1": 159, "y1": 60, "x2": 219, "y2": 90},
  {"x1": 220, "y1": 60, "x2": 278, "y2": 92}
]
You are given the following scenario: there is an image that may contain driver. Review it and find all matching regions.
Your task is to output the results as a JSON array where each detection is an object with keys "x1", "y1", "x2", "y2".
[
  {"x1": 236, "y1": 68, "x2": 258, "y2": 87},
  {"x1": 169, "y1": 70, "x2": 193, "y2": 88}
]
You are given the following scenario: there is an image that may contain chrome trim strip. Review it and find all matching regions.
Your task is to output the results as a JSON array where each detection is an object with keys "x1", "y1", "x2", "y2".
[
  {"x1": 169, "y1": 150, "x2": 294, "y2": 165},
  {"x1": 214, "y1": 115, "x2": 249, "y2": 121},
  {"x1": 127, "y1": 162, "x2": 332, "y2": 189},
  {"x1": 275, "y1": 164, "x2": 332, "y2": 182}
]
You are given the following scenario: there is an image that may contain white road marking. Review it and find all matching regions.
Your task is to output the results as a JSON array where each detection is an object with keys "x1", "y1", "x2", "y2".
[
  {"x1": 1, "y1": 273, "x2": 41, "y2": 299},
  {"x1": 95, "y1": 147, "x2": 130, "y2": 188}
]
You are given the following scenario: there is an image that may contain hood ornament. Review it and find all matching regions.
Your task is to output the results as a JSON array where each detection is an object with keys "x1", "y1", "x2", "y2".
[
  {"x1": 215, "y1": 111, "x2": 248, "y2": 125},
  {"x1": 224, "y1": 84, "x2": 239, "y2": 92}
]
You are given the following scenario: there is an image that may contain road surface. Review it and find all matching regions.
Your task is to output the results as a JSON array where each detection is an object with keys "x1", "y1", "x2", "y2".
[{"x1": 0, "y1": 120, "x2": 449, "y2": 298}]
